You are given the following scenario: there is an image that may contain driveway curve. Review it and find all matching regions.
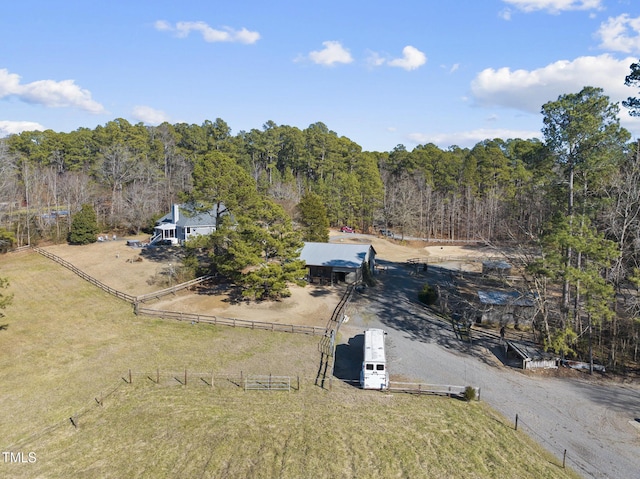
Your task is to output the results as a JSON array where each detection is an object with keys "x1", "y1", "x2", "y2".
[{"x1": 337, "y1": 259, "x2": 640, "y2": 479}]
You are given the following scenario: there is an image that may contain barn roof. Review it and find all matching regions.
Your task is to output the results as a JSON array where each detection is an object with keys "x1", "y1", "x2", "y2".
[
  {"x1": 299, "y1": 242, "x2": 374, "y2": 269},
  {"x1": 478, "y1": 290, "x2": 535, "y2": 307}
]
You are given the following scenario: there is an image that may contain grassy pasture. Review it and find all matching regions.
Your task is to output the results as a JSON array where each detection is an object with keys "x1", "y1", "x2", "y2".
[{"x1": 0, "y1": 251, "x2": 580, "y2": 478}]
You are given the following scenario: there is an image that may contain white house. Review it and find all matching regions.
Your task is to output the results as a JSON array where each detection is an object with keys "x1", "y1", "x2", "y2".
[{"x1": 150, "y1": 203, "x2": 227, "y2": 245}]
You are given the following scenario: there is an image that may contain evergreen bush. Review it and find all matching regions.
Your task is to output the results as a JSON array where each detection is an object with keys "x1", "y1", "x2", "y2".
[
  {"x1": 418, "y1": 283, "x2": 438, "y2": 305},
  {"x1": 68, "y1": 204, "x2": 99, "y2": 245}
]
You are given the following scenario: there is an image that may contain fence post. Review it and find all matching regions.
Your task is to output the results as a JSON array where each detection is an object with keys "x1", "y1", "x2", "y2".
[
  {"x1": 129, "y1": 369, "x2": 132, "y2": 384},
  {"x1": 157, "y1": 367, "x2": 160, "y2": 384},
  {"x1": 184, "y1": 369, "x2": 187, "y2": 386},
  {"x1": 515, "y1": 413, "x2": 518, "y2": 431},
  {"x1": 297, "y1": 375, "x2": 300, "y2": 391},
  {"x1": 563, "y1": 449, "x2": 566, "y2": 468},
  {"x1": 211, "y1": 371, "x2": 214, "y2": 389}
]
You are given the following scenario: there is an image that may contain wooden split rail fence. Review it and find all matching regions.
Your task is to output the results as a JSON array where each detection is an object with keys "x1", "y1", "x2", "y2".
[
  {"x1": 136, "y1": 306, "x2": 326, "y2": 336},
  {"x1": 35, "y1": 247, "x2": 214, "y2": 305},
  {"x1": 34, "y1": 247, "x2": 327, "y2": 338},
  {"x1": 34, "y1": 247, "x2": 137, "y2": 303},
  {"x1": 135, "y1": 275, "x2": 214, "y2": 303}
]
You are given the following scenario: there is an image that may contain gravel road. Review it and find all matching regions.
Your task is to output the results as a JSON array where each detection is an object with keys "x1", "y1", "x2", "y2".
[{"x1": 337, "y1": 259, "x2": 640, "y2": 479}]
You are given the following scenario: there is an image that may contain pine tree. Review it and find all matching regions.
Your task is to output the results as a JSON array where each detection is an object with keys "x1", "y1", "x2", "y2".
[
  {"x1": 297, "y1": 191, "x2": 329, "y2": 242},
  {"x1": 68, "y1": 204, "x2": 99, "y2": 245},
  {"x1": 188, "y1": 152, "x2": 306, "y2": 300}
]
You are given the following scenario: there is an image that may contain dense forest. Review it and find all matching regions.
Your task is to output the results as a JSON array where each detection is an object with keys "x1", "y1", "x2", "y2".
[{"x1": 3, "y1": 76, "x2": 640, "y2": 374}]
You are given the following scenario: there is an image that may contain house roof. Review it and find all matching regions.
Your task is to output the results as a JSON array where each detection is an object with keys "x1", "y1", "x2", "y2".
[
  {"x1": 478, "y1": 290, "x2": 534, "y2": 307},
  {"x1": 299, "y1": 242, "x2": 374, "y2": 269},
  {"x1": 157, "y1": 203, "x2": 225, "y2": 228}
]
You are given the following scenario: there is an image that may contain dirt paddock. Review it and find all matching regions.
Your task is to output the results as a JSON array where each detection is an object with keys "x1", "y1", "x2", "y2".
[{"x1": 41, "y1": 232, "x2": 495, "y2": 328}]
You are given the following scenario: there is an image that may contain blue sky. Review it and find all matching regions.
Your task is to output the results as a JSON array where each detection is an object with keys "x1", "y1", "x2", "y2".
[{"x1": 1, "y1": 0, "x2": 640, "y2": 151}]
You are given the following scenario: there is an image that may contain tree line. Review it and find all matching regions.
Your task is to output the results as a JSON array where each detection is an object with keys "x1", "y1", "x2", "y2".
[
  {"x1": 0, "y1": 117, "x2": 566, "y2": 244},
  {"x1": 1, "y1": 61, "x2": 640, "y2": 373}
]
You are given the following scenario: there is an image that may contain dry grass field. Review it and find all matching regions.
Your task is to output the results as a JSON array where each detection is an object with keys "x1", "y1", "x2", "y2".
[{"x1": 0, "y1": 239, "x2": 581, "y2": 478}]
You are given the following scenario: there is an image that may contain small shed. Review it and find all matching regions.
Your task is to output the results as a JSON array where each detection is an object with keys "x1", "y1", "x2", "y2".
[
  {"x1": 299, "y1": 242, "x2": 376, "y2": 285},
  {"x1": 477, "y1": 290, "x2": 535, "y2": 328},
  {"x1": 505, "y1": 340, "x2": 558, "y2": 370}
]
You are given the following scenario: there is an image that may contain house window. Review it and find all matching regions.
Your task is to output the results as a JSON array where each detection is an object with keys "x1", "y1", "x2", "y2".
[{"x1": 185, "y1": 227, "x2": 191, "y2": 234}]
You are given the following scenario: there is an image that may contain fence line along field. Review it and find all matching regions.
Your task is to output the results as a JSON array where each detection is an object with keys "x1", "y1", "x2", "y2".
[
  {"x1": 40, "y1": 238, "x2": 342, "y2": 327},
  {"x1": 0, "y1": 248, "x2": 581, "y2": 478}
]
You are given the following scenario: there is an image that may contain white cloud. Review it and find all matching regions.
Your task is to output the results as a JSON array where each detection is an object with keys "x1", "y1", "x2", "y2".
[
  {"x1": 365, "y1": 50, "x2": 385, "y2": 68},
  {"x1": 0, "y1": 69, "x2": 21, "y2": 97},
  {"x1": 0, "y1": 69, "x2": 104, "y2": 113},
  {"x1": 499, "y1": 8, "x2": 513, "y2": 20},
  {"x1": 308, "y1": 41, "x2": 353, "y2": 66},
  {"x1": 501, "y1": 0, "x2": 602, "y2": 14},
  {"x1": 154, "y1": 20, "x2": 172, "y2": 32},
  {"x1": 441, "y1": 63, "x2": 460, "y2": 73},
  {"x1": 407, "y1": 128, "x2": 541, "y2": 149},
  {"x1": 596, "y1": 14, "x2": 640, "y2": 54},
  {"x1": 0, "y1": 120, "x2": 45, "y2": 137},
  {"x1": 388, "y1": 46, "x2": 427, "y2": 71},
  {"x1": 131, "y1": 105, "x2": 170, "y2": 125},
  {"x1": 470, "y1": 54, "x2": 637, "y2": 113},
  {"x1": 155, "y1": 20, "x2": 260, "y2": 44},
  {"x1": 367, "y1": 46, "x2": 427, "y2": 71}
]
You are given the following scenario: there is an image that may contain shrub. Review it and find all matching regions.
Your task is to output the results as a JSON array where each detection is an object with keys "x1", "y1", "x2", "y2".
[
  {"x1": 0, "y1": 228, "x2": 16, "y2": 253},
  {"x1": 463, "y1": 386, "x2": 476, "y2": 402},
  {"x1": 418, "y1": 283, "x2": 438, "y2": 305}
]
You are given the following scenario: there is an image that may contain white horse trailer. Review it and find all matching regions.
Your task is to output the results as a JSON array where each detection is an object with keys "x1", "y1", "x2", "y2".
[{"x1": 360, "y1": 328, "x2": 389, "y2": 390}]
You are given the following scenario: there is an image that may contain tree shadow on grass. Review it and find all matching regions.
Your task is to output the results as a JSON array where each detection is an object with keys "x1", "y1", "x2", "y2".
[
  {"x1": 140, "y1": 245, "x2": 184, "y2": 263},
  {"x1": 0, "y1": 324, "x2": 7, "y2": 331}
]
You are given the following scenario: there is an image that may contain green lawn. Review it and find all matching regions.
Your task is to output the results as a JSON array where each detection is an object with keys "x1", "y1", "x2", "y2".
[{"x1": 0, "y1": 252, "x2": 580, "y2": 478}]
